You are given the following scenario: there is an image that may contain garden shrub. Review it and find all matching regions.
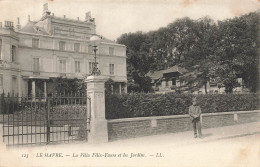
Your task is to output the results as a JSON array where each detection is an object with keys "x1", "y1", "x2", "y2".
[{"x1": 105, "y1": 93, "x2": 260, "y2": 119}]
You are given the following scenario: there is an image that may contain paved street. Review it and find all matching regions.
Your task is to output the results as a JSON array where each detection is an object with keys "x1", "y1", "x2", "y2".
[{"x1": 0, "y1": 122, "x2": 259, "y2": 167}]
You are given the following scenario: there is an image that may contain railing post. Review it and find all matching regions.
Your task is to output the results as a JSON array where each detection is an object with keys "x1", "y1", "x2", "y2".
[
  {"x1": 46, "y1": 97, "x2": 50, "y2": 144},
  {"x1": 86, "y1": 96, "x2": 91, "y2": 132}
]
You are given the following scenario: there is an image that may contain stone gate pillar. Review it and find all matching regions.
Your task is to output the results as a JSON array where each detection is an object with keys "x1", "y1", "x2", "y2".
[{"x1": 85, "y1": 75, "x2": 108, "y2": 143}]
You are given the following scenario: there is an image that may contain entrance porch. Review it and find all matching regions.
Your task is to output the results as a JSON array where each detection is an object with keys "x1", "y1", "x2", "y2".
[{"x1": 27, "y1": 79, "x2": 48, "y2": 100}]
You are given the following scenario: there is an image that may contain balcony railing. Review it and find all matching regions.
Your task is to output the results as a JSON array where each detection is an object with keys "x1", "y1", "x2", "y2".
[
  {"x1": 60, "y1": 73, "x2": 67, "y2": 77},
  {"x1": 33, "y1": 71, "x2": 40, "y2": 75}
]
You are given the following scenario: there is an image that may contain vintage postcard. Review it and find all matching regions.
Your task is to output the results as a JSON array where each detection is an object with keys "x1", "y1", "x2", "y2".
[{"x1": 0, "y1": 0, "x2": 259, "y2": 166}]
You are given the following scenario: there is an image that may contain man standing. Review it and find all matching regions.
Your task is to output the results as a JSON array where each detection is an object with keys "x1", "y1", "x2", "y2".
[{"x1": 189, "y1": 97, "x2": 202, "y2": 138}]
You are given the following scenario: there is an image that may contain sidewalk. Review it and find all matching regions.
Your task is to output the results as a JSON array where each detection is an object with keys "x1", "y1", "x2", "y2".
[
  {"x1": 0, "y1": 122, "x2": 260, "y2": 167},
  {"x1": 108, "y1": 121, "x2": 260, "y2": 149}
]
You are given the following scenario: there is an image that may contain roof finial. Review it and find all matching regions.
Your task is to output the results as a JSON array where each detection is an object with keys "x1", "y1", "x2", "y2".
[
  {"x1": 16, "y1": 17, "x2": 21, "y2": 31},
  {"x1": 43, "y1": 3, "x2": 48, "y2": 12}
]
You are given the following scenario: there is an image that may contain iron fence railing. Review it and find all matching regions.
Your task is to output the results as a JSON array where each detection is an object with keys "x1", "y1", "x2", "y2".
[{"x1": 0, "y1": 92, "x2": 89, "y2": 146}]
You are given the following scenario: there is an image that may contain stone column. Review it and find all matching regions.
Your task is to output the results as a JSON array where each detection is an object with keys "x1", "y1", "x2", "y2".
[
  {"x1": 32, "y1": 80, "x2": 36, "y2": 101},
  {"x1": 85, "y1": 75, "x2": 108, "y2": 144},
  {"x1": 44, "y1": 81, "x2": 47, "y2": 99},
  {"x1": 124, "y1": 84, "x2": 127, "y2": 94},
  {"x1": 111, "y1": 85, "x2": 113, "y2": 94},
  {"x1": 119, "y1": 83, "x2": 122, "y2": 95}
]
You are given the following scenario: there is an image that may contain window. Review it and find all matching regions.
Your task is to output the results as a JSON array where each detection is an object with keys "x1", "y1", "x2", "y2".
[
  {"x1": 210, "y1": 78, "x2": 216, "y2": 83},
  {"x1": 172, "y1": 78, "x2": 176, "y2": 86},
  {"x1": 109, "y1": 64, "x2": 114, "y2": 75},
  {"x1": 59, "y1": 41, "x2": 65, "y2": 51},
  {"x1": 0, "y1": 74, "x2": 3, "y2": 91},
  {"x1": 75, "y1": 61, "x2": 80, "y2": 73},
  {"x1": 33, "y1": 58, "x2": 40, "y2": 72},
  {"x1": 74, "y1": 43, "x2": 80, "y2": 52},
  {"x1": 59, "y1": 60, "x2": 66, "y2": 73},
  {"x1": 12, "y1": 76, "x2": 17, "y2": 95},
  {"x1": 32, "y1": 38, "x2": 39, "y2": 48},
  {"x1": 88, "y1": 45, "x2": 93, "y2": 53},
  {"x1": 11, "y1": 45, "x2": 16, "y2": 62},
  {"x1": 109, "y1": 47, "x2": 114, "y2": 56},
  {"x1": 84, "y1": 45, "x2": 88, "y2": 53},
  {"x1": 89, "y1": 62, "x2": 95, "y2": 74}
]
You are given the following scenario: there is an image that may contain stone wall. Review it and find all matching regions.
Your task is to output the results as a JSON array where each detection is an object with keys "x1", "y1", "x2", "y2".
[{"x1": 107, "y1": 110, "x2": 260, "y2": 141}]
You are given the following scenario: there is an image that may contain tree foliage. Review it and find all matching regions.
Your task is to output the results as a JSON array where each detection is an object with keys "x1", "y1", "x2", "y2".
[
  {"x1": 48, "y1": 77, "x2": 86, "y2": 96},
  {"x1": 117, "y1": 11, "x2": 260, "y2": 93}
]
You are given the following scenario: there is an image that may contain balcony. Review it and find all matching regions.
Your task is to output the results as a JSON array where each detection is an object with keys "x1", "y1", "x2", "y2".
[
  {"x1": 33, "y1": 71, "x2": 40, "y2": 75},
  {"x1": 60, "y1": 73, "x2": 67, "y2": 77},
  {"x1": 0, "y1": 60, "x2": 19, "y2": 69}
]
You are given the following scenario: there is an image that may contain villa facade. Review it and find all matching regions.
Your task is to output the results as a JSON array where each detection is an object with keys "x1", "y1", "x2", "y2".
[{"x1": 0, "y1": 4, "x2": 127, "y2": 99}]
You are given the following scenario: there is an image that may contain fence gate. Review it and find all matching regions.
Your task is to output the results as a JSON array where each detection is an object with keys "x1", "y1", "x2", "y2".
[{"x1": 1, "y1": 93, "x2": 89, "y2": 146}]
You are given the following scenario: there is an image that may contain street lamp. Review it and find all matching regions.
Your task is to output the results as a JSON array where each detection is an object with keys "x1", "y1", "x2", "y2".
[{"x1": 89, "y1": 35, "x2": 102, "y2": 76}]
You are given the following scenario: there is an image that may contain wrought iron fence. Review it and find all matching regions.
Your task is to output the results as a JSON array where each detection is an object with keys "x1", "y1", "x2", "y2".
[{"x1": 0, "y1": 92, "x2": 89, "y2": 146}]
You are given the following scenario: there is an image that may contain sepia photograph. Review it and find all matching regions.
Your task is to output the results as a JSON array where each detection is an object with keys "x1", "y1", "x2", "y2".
[{"x1": 0, "y1": 0, "x2": 259, "y2": 166}]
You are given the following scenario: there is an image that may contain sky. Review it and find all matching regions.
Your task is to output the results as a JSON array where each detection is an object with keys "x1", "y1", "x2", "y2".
[{"x1": 0, "y1": 0, "x2": 259, "y2": 41}]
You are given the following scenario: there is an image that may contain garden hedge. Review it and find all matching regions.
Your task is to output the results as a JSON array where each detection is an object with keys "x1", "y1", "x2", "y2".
[{"x1": 105, "y1": 93, "x2": 260, "y2": 119}]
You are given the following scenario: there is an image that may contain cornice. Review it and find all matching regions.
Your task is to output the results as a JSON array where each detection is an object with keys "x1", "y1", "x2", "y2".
[
  {"x1": 0, "y1": 33, "x2": 19, "y2": 41},
  {"x1": 18, "y1": 46, "x2": 126, "y2": 58}
]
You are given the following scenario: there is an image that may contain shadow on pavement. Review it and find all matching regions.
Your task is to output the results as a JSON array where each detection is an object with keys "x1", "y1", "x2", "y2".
[{"x1": 202, "y1": 133, "x2": 213, "y2": 138}]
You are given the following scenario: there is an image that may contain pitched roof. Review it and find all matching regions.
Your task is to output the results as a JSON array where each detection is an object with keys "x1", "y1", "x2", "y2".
[
  {"x1": 147, "y1": 66, "x2": 187, "y2": 80},
  {"x1": 163, "y1": 66, "x2": 186, "y2": 74},
  {"x1": 20, "y1": 21, "x2": 49, "y2": 35},
  {"x1": 100, "y1": 36, "x2": 116, "y2": 43},
  {"x1": 147, "y1": 70, "x2": 164, "y2": 80}
]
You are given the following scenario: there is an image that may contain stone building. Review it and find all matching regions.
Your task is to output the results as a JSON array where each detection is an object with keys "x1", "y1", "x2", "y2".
[
  {"x1": 148, "y1": 66, "x2": 245, "y2": 94},
  {"x1": 0, "y1": 4, "x2": 127, "y2": 99},
  {"x1": 147, "y1": 66, "x2": 187, "y2": 93}
]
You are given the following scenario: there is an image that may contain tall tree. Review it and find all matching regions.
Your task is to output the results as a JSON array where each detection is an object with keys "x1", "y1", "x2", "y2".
[
  {"x1": 117, "y1": 32, "x2": 153, "y2": 92},
  {"x1": 117, "y1": 11, "x2": 260, "y2": 93},
  {"x1": 215, "y1": 12, "x2": 259, "y2": 93},
  {"x1": 179, "y1": 17, "x2": 218, "y2": 93}
]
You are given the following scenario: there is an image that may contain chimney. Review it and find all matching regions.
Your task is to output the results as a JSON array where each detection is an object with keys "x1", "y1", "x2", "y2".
[
  {"x1": 85, "y1": 12, "x2": 91, "y2": 21},
  {"x1": 0, "y1": 22, "x2": 2, "y2": 28},
  {"x1": 4, "y1": 21, "x2": 14, "y2": 30},
  {"x1": 16, "y1": 17, "x2": 21, "y2": 31},
  {"x1": 64, "y1": 15, "x2": 66, "y2": 18},
  {"x1": 28, "y1": 15, "x2": 30, "y2": 21},
  {"x1": 43, "y1": 3, "x2": 51, "y2": 16},
  {"x1": 52, "y1": 13, "x2": 54, "y2": 16},
  {"x1": 77, "y1": 17, "x2": 79, "y2": 21}
]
